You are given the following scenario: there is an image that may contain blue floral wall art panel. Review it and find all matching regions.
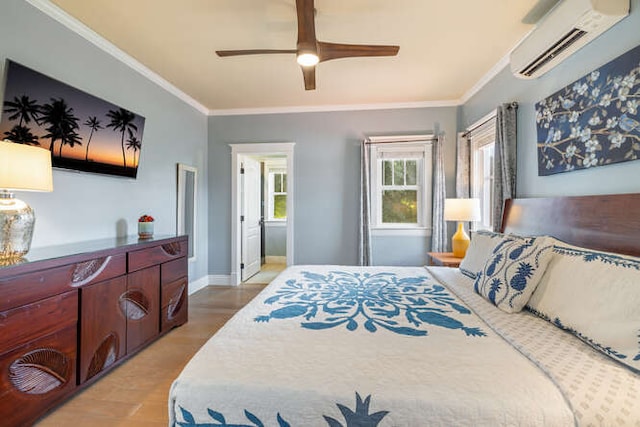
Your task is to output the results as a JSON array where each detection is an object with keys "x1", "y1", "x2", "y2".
[{"x1": 536, "y1": 44, "x2": 640, "y2": 176}]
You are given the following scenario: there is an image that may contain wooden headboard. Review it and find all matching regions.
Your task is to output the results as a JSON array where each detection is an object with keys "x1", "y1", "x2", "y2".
[{"x1": 500, "y1": 193, "x2": 640, "y2": 257}]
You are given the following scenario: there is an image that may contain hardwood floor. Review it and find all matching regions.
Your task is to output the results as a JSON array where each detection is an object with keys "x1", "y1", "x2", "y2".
[
  {"x1": 36, "y1": 284, "x2": 267, "y2": 426},
  {"x1": 243, "y1": 262, "x2": 286, "y2": 284}
]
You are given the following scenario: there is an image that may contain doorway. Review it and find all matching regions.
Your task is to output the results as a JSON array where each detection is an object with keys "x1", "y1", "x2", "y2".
[{"x1": 230, "y1": 143, "x2": 295, "y2": 286}]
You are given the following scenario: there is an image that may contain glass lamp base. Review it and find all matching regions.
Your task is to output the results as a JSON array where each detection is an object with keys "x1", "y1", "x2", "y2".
[{"x1": 0, "y1": 195, "x2": 35, "y2": 260}]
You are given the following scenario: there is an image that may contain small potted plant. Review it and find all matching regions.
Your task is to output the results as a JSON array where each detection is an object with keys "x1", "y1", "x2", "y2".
[{"x1": 138, "y1": 214, "x2": 155, "y2": 239}]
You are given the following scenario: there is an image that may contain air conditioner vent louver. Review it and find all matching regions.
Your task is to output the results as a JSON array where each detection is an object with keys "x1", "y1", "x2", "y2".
[
  {"x1": 510, "y1": 0, "x2": 629, "y2": 79},
  {"x1": 520, "y1": 29, "x2": 587, "y2": 77}
]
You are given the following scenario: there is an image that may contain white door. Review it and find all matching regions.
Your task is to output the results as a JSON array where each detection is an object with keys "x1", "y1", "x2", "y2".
[{"x1": 241, "y1": 157, "x2": 262, "y2": 281}]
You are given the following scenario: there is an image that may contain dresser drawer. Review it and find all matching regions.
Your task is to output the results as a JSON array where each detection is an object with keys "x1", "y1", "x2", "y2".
[
  {"x1": 128, "y1": 239, "x2": 187, "y2": 273},
  {"x1": 161, "y1": 256, "x2": 188, "y2": 285},
  {"x1": 0, "y1": 291, "x2": 78, "y2": 353},
  {"x1": 0, "y1": 265, "x2": 74, "y2": 312},
  {"x1": 0, "y1": 254, "x2": 125, "y2": 312},
  {"x1": 69, "y1": 253, "x2": 126, "y2": 287},
  {"x1": 0, "y1": 325, "x2": 77, "y2": 427}
]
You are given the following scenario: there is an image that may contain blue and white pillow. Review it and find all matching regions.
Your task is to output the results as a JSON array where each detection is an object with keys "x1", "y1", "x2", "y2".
[
  {"x1": 459, "y1": 230, "x2": 511, "y2": 280},
  {"x1": 528, "y1": 242, "x2": 640, "y2": 372},
  {"x1": 474, "y1": 235, "x2": 554, "y2": 313}
]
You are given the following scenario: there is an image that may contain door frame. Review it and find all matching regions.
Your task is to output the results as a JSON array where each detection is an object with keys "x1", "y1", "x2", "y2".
[{"x1": 230, "y1": 143, "x2": 295, "y2": 286}]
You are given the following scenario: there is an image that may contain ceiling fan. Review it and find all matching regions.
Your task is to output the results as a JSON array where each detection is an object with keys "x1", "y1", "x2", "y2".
[{"x1": 215, "y1": 0, "x2": 400, "y2": 90}]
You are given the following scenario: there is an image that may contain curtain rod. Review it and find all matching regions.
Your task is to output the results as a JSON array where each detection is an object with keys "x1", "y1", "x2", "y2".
[
  {"x1": 364, "y1": 134, "x2": 435, "y2": 145},
  {"x1": 462, "y1": 110, "x2": 496, "y2": 138}
]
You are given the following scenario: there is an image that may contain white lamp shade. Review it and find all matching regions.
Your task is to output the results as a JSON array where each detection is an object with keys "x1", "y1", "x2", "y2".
[
  {"x1": 444, "y1": 198, "x2": 481, "y2": 222},
  {"x1": 0, "y1": 140, "x2": 53, "y2": 192}
]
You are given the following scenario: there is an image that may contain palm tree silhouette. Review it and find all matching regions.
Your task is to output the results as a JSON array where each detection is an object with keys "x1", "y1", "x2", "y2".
[
  {"x1": 59, "y1": 130, "x2": 82, "y2": 157},
  {"x1": 39, "y1": 97, "x2": 80, "y2": 155},
  {"x1": 125, "y1": 128, "x2": 142, "y2": 168},
  {"x1": 3, "y1": 125, "x2": 40, "y2": 145},
  {"x1": 83, "y1": 116, "x2": 103, "y2": 161},
  {"x1": 106, "y1": 108, "x2": 137, "y2": 169},
  {"x1": 3, "y1": 95, "x2": 41, "y2": 126}
]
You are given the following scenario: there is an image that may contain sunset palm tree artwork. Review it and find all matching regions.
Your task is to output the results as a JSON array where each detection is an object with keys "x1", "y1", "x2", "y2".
[{"x1": 0, "y1": 60, "x2": 146, "y2": 178}]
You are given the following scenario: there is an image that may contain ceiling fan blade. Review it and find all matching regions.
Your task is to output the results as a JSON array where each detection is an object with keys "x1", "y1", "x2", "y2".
[
  {"x1": 301, "y1": 66, "x2": 316, "y2": 90},
  {"x1": 296, "y1": 0, "x2": 317, "y2": 52},
  {"x1": 318, "y1": 42, "x2": 399, "y2": 62},
  {"x1": 216, "y1": 49, "x2": 297, "y2": 57}
]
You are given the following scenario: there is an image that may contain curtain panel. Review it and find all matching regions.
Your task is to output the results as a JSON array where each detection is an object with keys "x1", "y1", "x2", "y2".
[
  {"x1": 431, "y1": 134, "x2": 447, "y2": 252},
  {"x1": 493, "y1": 102, "x2": 518, "y2": 231},
  {"x1": 359, "y1": 141, "x2": 372, "y2": 266},
  {"x1": 455, "y1": 132, "x2": 471, "y2": 199}
]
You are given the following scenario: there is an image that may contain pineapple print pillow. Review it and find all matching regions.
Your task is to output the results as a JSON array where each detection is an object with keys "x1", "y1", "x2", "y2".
[{"x1": 474, "y1": 235, "x2": 554, "y2": 313}]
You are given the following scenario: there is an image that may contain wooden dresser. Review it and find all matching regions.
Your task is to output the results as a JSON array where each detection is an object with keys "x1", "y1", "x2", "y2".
[{"x1": 0, "y1": 235, "x2": 188, "y2": 426}]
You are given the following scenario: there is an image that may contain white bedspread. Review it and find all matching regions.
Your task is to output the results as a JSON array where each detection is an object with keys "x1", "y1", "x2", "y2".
[
  {"x1": 429, "y1": 266, "x2": 640, "y2": 427},
  {"x1": 169, "y1": 265, "x2": 576, "y2": 426}
]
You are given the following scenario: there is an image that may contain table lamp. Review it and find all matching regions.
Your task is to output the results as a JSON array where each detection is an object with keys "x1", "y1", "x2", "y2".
[
  {"x1": 0, "y1": 140, "x2": 53, "y2": 260},
  {"x1": 444, "y1": 198, "x2": 481, "y2": 258}
]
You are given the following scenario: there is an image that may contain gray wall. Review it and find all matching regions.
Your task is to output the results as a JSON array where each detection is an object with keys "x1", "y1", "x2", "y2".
[
  {"x1": 265, "y1": 223, "x2": 286, "y2": 257},
  {"x1": 462, "y1": 0, "x2": 640, "y2": 198},
  {"x1": 209, "y1": 107, "x2": 458, "y2": 274},
  {"x1": 0, "y1": 1, "x2": 209, "y2": 283}
]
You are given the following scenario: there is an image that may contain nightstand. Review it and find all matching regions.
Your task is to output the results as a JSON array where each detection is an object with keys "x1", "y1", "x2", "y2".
[{"x1": 427, "y1": 252, "x2": 463, "y2": 267}]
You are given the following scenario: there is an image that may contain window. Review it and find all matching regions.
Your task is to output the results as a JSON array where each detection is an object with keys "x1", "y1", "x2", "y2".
[
  {"x1": 469, "y1": 118, "x2": 496, "y2": 231},
  {"x1": 370, "y1": 140, "x2": 433, "y2": 233},
  {"x1": 265, "y1": 162, "x2": 287, "y2": 221},
  {"x1": 270, "y1": 172, "x2": 287, "y2": 220}
]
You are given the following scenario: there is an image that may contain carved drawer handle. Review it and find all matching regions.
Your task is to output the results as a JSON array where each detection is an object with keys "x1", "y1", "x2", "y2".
[
  {"x1": 119, "y1": 290, "x2": 150, "y2": 320},
  {"x1": 72, "y1": 256, "x2": 111, "y2": 287},
  {"x1": 9, "y1": 348, "x2": 70, "y2": 394},
  {"x1": 86, "y1": 333, "x2": 119, "y2": 380},
  {"x1": 161, "y1": 242, "x2": 182, "y2": 256},
  {"x1": 167, "y1": 284, "x2": 186, "y2": 321}
]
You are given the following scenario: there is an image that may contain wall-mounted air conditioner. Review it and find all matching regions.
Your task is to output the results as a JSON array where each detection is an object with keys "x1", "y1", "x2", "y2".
[{"x1": 510, "y1": 0, "x2": 629, "y2": 79}]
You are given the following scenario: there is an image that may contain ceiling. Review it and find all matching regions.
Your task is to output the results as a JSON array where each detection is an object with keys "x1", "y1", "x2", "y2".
[{"x1": 47, "y1": 0, "x2": 543, "y2": 113}]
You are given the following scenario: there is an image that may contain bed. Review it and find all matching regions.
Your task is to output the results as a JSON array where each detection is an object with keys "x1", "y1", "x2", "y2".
[{"x1": 169, "y1": 194, "x2": 640, "y2": 426}]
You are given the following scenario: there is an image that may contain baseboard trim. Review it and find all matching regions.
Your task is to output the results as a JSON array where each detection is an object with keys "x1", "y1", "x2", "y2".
[
  {"x1": 188, "y1": 275, "x2": 235, "y2": 294},
  {"x1": 208, "y1": 274, "x2": 234, "y2": 286},
  {"x1": 188, "y1": 276, "x2": 210, "y2": 295},
  {"x1": 265, "y1": 256, "x2": 287, "y2": 264}
]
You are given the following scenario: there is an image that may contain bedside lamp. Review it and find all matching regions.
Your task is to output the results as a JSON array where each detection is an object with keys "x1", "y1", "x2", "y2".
[
  {"x1": 444, "y1": 198, "x2": 481, "y2": 258},
  {"x1": 0, "y1": 140, "x2": 53, "y2": 260}
]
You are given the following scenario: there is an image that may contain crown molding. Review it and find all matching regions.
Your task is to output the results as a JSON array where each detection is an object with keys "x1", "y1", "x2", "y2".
[
  {"x1": 459, "y1": 53, "x2": 510, "y2": 105},
  {"x1": 25, "y1": 0, "x2": 209, "y2": 115},
  {"x1": 208, "y1": 99, "x2": 460, "y2": 116}
]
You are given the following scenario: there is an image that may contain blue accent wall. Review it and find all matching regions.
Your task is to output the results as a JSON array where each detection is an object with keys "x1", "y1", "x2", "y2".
[
  {"x1": 209, "y1": 107, "x2": 458, "y2": 274},
  {"x1": 461, "y1": 0, "x2": 640, "y2": 198}
]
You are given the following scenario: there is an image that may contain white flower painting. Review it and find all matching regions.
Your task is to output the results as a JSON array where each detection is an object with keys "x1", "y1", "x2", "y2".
[{"x1": 536, "y1": 45, "x2": 640, "y2": 176}]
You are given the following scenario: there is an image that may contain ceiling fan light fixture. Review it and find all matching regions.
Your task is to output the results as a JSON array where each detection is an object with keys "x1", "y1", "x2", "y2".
[{"x1": 296, "y1": 53, "x2": 319, "y2": 67}]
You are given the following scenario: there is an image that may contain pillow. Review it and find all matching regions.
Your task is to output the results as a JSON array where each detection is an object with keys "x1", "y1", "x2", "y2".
[
  {"x1": 527, "y1": 242, "x2": 640, "y2": 372},
  {"x1": 459, "y1": 230, "x2": 509, "y2": 279},
  {"x1": 474, "y1": 235, "x2": 554, "y2": 313}
]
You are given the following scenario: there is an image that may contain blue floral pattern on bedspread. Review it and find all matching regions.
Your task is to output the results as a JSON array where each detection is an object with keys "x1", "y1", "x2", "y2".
[
  {"x1": 254, "y1": 270, "x2": 486, "y2": 337},
  {"x1": 176, "y1": 393, "x2": 388, "y2": 427}
]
